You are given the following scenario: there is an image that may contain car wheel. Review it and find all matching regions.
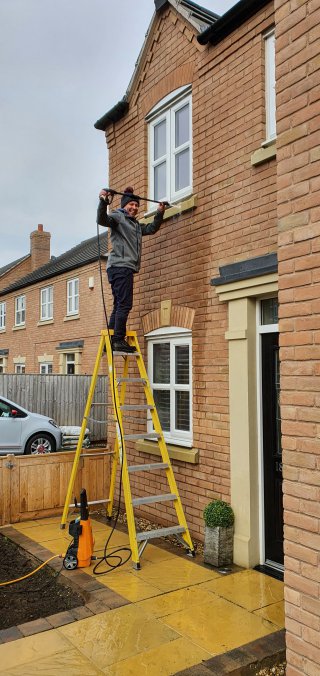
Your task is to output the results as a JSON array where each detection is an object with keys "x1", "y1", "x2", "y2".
[{"x1": 24, "y1": 433, "x2": 56, "y2": 455}]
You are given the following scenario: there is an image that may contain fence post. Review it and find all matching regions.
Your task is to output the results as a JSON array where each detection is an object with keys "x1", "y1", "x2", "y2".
[{"x1": 2, "y1": 454, "x2": 15, "y2": 525}]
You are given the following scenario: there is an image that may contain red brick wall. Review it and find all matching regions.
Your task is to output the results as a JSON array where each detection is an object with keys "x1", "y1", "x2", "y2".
[
  {"x1": 276, "y1": 0, "x2": 320, "y2": 673},
  {"x1": 105, "y1": 3, "x2": 277, "y2": 540}
]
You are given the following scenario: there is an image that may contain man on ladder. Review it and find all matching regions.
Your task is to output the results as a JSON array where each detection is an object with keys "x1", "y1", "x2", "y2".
[{"x1": 97, "y1": 186, "x2": 166, "y2": 353}]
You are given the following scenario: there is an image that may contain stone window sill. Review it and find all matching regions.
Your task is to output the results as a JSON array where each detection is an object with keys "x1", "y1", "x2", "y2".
[
  {"x1": 0, "y1": 328, "x2": 6, "y2": 333},
  {"x1": 251, "y1": 142, "x2": 276, "y2": 166},
  {"x1": 37, "y1": 319, "x2": 54, "y2": 326},
  {"x1": 13, "y1": 325, "x2": 26, "y2": 331},
  {"x1": 140, "y1": 194, "x2": 197, "y2": 225},
  {"x1": 64, "y1": 314, "x2": 80, "y2": 322},
  {"x1": 135, "y1": 439, "x2": 199, "y2": 464}
]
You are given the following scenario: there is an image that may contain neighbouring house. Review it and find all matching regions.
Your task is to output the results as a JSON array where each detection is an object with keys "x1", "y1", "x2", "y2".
[
  {"x1": 94, "y1": 0, "x2": 320, "y2": 672},
  {"x1": 0, "y1": 228, "x2": 108, "y2": 375}
]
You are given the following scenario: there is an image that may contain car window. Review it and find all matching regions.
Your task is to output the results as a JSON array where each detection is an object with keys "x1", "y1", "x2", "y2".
[{"x1": 0, "y1": 400, "x2": 26, "y2": 418}]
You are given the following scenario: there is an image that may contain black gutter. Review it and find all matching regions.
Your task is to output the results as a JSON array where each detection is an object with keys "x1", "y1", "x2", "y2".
[
  {"x1": 197, "y1": 0, "x2": 271, "y2": 46},
  {"x1": 94, "y1": 98, "x2": 129, "y2": 131}
]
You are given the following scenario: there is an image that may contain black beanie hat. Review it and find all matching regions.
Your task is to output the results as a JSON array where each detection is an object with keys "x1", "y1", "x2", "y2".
[{"x1": 121, "y1": 187, "x2": 140, "y2": 209}]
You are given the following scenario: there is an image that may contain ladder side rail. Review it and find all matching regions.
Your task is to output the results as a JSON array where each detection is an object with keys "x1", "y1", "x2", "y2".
[
  {"x1": 106, "y1": 343, "x2": 129, "y2": 519},
  {"x1": 106, "y1": 345, "x2": 140, "y2": 566},
  {"x1": 133, "y1": 333, "x2": 194, "y2": 552},
  {"x1": 60, "y1": 333, "x2": 106, "y2": 528}
]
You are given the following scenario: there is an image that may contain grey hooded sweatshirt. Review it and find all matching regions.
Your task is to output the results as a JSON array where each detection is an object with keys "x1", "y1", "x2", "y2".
[{"x1": 97, "y1": 202, "x2": 163, "y2": 273}]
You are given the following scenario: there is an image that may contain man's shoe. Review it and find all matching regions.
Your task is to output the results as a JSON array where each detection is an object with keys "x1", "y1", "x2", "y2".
[{"x1": 112, "y1": 339, "x2": 136, "y2": 353}]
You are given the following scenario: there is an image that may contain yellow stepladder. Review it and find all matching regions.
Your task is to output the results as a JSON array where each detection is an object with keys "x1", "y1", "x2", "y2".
[{"x1": 60, "y1": 329, "x2": 195, "y2": 568}]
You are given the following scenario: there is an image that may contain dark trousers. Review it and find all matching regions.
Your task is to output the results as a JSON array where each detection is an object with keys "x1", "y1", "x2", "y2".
[{"x1": 107, "y1": 266, "x2": 134, "y2": 341}]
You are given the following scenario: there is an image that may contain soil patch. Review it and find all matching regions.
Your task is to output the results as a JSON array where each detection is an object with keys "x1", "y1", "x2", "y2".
[{"x1": 0, "y1": 534, "x2": 84, "y2": 629}]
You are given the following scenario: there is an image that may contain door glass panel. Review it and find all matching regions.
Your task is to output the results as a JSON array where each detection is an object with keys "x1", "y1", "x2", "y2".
[
  {"x1": 153, "y1": 343, "x2": 170, "y2": 383},
  {"x1": 261, "y1": 298, "x2": 278, "y2": 324}
]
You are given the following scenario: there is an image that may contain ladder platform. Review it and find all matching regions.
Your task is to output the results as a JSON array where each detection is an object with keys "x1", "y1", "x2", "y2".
[
  {"x1": 136, "y1": 525, "x2": 185, "y2": 542},
  {"x1": 124, "y1": 432, "x2": 161, "y2": 441},
  {"x1": 128, "y1": 462, "x2": 169, "y2": 473},
  {"x1": 132, "y1": 493, "x2": 177, "y2": 506}
]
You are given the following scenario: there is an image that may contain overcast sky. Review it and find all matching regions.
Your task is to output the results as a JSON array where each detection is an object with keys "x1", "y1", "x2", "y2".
[{"x1": 0, "y1": 0, "x2": 236, "y2": 268}]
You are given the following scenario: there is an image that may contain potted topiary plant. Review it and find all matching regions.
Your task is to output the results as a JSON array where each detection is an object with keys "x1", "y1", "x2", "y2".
[{"x1": 203, "y1": 499, "x2": 235, "y2": 567}]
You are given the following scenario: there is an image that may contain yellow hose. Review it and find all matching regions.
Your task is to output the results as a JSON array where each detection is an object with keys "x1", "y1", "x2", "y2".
[{"x1": 0, "y1": 554, "x2": 62, "y2": 587}]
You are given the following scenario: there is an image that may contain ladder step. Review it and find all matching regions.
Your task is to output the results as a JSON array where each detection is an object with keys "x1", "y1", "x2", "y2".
[
  {"x1": 117, "y1": 378, "x2": 146, "y2": 384},
  {"x1": 132, "y1": 493, "x2": 177, "y2": 506},
  {"x1": 113, "y1": 351, "x2": 140, "y2": 356},
  {"x1": 136, "y1": 526, "x2": 185, "y2": 542},
  {"x1": 120, "y1": 404, "x2": 153, "y2": 411},
  {"x1": 124, "y1": 432, "x2": 161, "y2": 441},
  {"x1": 69, "y1": 498, "x2": 110, "y2": 507},
  {"x1": 128, "y1": 462, "x2": 169, "y2": 473},
  {"x1": 80, "y1": 451, "x2": 114, "y2": 458}
]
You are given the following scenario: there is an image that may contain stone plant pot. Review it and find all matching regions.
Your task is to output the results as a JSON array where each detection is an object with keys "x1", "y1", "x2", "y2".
[{"x1": 204, "y1": 525, "x2": 234, "y2": 567}]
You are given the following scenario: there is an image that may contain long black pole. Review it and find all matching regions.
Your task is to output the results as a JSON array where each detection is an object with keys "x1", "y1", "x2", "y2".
[{"x1": 104, "y1": 187, "x2": 170, "y2": 207}]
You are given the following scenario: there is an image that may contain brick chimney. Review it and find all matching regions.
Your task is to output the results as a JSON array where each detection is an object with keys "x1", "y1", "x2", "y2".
[{"x1": 30, "y1": 224, "x2": 51, "y2": 271}]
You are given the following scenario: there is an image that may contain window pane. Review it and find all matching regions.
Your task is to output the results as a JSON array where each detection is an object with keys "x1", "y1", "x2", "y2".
[
  {"x1": 153, "y1": 343, "x2": 170, "y2": 383},
  {"x1": 154, "y1": 162, "x2": 166, "y2": 201},
  {"x1": 261, "y1": 298, "x2": 278, "y2": 325},
  {"x1": 154, "y1": 120, "x2": 166, "y2": 160},
  {"x1": 175, "y1": 149, "x2": 190, "y2": 192},
  {"x1": 154, "y1": 390, "x2": 170, "y2": 431},
  {"x1": 175, "y1": 104, "x2": 189, "y2": 148},
  {"x1": 175, "y1": 345, "x2": 189, "y2": 384},
  {"x1": 175, "y1": 391, "x2": 190, "y2": 431}
]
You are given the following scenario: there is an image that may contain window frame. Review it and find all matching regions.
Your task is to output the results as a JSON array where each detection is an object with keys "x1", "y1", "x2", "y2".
[
  {"x1": 0, "y1": 302, "x2": 6, "y2": 330},
  {"x1": 40, "y1": 285, "x2": 53, "y2": 321},
  {"x1": 147, "y1": 327, "x2": 192, "y2": 446},
  {"x1": 264, "y1": 29, "x2": 276, "y2": 143},
  {"x1": 15, "y1": 295, "x2": 26, "y2": 327},
  {"x1": 15, "y1": 363, "x2": 25, "y2": 374},
  {"x1": 40, "y1": 363, "x2": 53, "y2": 374},
  {"x1": 148, "y1": 88, "x2": 192, "y2": 205},
  {"x1": 67, "y1": 278, "x2": 79, "y2": 316}
]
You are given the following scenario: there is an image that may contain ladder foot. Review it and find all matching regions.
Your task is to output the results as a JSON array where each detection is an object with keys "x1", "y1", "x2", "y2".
[
  {"x1": 186, "y1": 549, "x2": 196, "y2": 558},
  {"x1": 60, "y1": 524, "x2": 66, "y2": 530},
  {"x1": 132, "y1": 562, "x2": 141, "y2": 570},
  {"x1": 106, "y1": 516, "x2": 112, "y2": 522}
]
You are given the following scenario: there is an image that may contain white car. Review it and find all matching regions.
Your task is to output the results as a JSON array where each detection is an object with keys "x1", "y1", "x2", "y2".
[{"x1": 0, "y1": 396, "x2": 62, "y2": 455}]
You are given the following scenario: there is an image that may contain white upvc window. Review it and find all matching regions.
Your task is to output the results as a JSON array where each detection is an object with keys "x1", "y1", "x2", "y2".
[
  {"x1": 264, "y1": 29, "x2": 276, "y2": 143},
  {"x1": 148, "y1": 87, "x2": 192, "y2": 205},
  {"x1": 0, "y1": 302, "x2": 6, "y2": 330},
  {"x1": 40, "y1": 363, "x2": 53, "y2": 374},
  {"x1": 0, "y1": 357, "x2": 6, "y2": 373},
  {"x1": 65, "y1": 353, "x2": 75, "y2": 375},
  {"x1": 147, "y1": 328, "x2": 192, "y2": 446},
  {"x1": 67, "y1": 278, "x2": 79, "y2": 316},
  {"x1": 15, "y1": 364, "x2": 25, "y2": 374},
  {"x1": 40, "y1": 286, "x2": 53, "y2": 321},
  {"x1": 15, "y1": 295, "x2": 26, "y2": 326}
]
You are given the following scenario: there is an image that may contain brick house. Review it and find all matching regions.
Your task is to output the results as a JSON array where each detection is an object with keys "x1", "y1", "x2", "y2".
[
  {"x1": 275, "y1": 0, "x2": 320, "y2": 673},
  {"x1": 0, "y1": 227, "x2": 108, "y2": 375},
  {"x1": 94, "y1": 0, "x2": 280, "y2": 576}
]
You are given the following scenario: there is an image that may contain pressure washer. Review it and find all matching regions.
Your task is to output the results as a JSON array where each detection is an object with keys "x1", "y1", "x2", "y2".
[{"x1": 63, "y1": 488, "x2": 94, "y2": 570}]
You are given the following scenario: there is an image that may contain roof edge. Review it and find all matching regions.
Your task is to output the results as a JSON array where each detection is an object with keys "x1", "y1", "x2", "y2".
[
  {"x1": 197, "y1": 0, "x2": 271, "y2": 46},
  {"x1": 94, "y1": 98, "x2": 129, "y2": 132}
]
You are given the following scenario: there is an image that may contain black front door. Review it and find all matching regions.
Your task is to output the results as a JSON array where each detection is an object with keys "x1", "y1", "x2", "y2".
[{"x1": 261, "y1": 332, "x2": 283, "y2": 566}]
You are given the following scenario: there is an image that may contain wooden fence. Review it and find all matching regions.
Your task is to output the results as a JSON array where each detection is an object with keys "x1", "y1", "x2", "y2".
[
  {"x1": 0, "y1": 374, "x2": 108, "y2": 442},
  {"x1": 0, "y1": 449, "x2": 111, "y2": 526}
]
